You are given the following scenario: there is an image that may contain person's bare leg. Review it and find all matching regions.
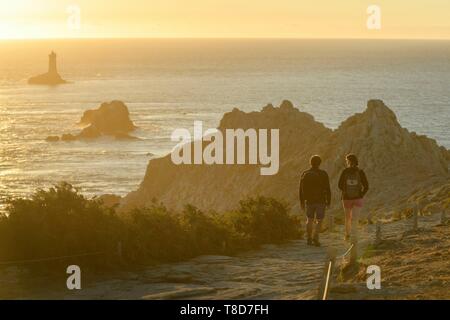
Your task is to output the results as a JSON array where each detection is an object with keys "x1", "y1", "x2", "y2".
[
  {"x1": 313, "y1": 219, "x2": 323, "y2": 244},
  {"x1": 351, "y1": 206, "x2": 361, "y2": 244},
  {"x1": 306, "y1": 217, "x2": 314, "y2": 241},
  {"x1": 344, "y1": 207, "x2": 352, "y2": 238}
]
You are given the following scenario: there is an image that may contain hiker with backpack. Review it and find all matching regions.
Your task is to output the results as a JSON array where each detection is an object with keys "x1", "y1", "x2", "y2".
[
  {"x1": 338, "y1": 154, "x2": 369, "y2": 243},
  {"x1": 299, "y1": 155, "x2": 331, "y2": 247}
]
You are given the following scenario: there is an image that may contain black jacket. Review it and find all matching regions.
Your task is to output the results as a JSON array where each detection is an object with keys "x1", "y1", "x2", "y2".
[
  {"x1": 299, "y1": 168, "x2": 331, "y2": 206},
  {"x1": 338, "y1": 167, "x2": 369, "y2": 200}
]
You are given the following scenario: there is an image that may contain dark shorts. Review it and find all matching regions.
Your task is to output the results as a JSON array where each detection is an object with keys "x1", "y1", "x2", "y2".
[{"x1": 306, "y1": 203, "x2": 326, "y2": 220}]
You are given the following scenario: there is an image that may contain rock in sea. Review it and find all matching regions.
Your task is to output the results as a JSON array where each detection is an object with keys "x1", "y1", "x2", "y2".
[
  {"x1": 46, "y1": 101, "x2": 139, "y2": 142},
  {"x1": 28, "y1": 51, "x2": 67, "y2": 85}
]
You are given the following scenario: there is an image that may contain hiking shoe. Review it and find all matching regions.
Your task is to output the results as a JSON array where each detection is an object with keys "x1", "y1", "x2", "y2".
[
  {"x1": 307, "y1": 238, "x2": 313, "y2": 246},
  {"x1": 313, "y1": 239, "x2": 321, "y2": 247},
  {"x1": 344, "y1": 234, "x2": 350, "y2": 242}
]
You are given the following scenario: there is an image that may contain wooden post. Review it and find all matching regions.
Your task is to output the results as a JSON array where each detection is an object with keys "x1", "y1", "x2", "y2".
[
  {"x1": 418, "y1": 202, "x2": 424, "y2": 217},
  {"x1": 317, "y1": 249, "x2": 336, "y2": 300},
  {"x1": 375, "y1": 221, "x2": 382, "y2": 245},
  {"x1": 350, "y1": 242, "x2": 358, "y2": 265},
  {"x1": 328, "y1": 214, "x2": 334, "y2": 233},
  {"x1": 413, "y1": 205, "x2": 419, "y2": 231}
]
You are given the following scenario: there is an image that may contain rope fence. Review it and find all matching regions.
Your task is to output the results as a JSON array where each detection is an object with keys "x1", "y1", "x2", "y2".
[
  {"x1": 318, "y1": 203, "x2": 447, "y2": 300},
  {"x1": 336, "y1": 243, "x2": 354, "y2": 260},
  {"x1": 0, "y1": 241, "x2": 123, "y2": 266},
  {"x1": 0, "y1": 251, "x2": 106, "y2": 266},
  {"x1": 1, "y1": 204, "x2": 447, "y2": 297},
  {"x1": 317, "y1": 243, "x2": 354, "y2": 300},
  {"x1": 441, "y1": 207, "x2": 447, "y2": 225}
]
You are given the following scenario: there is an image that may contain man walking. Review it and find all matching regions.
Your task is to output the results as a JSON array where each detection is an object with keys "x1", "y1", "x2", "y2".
[{"x1": 299, "y1": 155, "x2": 331, "y2": 247}]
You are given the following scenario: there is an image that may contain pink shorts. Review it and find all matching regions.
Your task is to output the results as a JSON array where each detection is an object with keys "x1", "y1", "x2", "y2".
[{"x1": 343, "y1": 198, "x2": 364, "y2": 209}]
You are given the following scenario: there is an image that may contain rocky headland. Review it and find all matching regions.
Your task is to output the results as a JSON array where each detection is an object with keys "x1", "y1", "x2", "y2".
[
  {"x1": 121, "y1": 99, "x2": 449, "y2": 219},
  {"x1": 2, "y1": 99, "x2": 448, "y2": 300},
  {"x1": 46, "y1": 100, "x2": 138, "y2": 142}
]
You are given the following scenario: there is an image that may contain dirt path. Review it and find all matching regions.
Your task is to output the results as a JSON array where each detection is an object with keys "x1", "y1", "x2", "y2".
[
  {"x1": 57, "y1": 212, "x2": 442, "y2": 300},
  {"x1": 330, "y1": 214, "x2": 449, "y2": 300}
]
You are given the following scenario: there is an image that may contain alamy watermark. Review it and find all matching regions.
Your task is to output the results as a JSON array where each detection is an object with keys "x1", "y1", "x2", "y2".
[
  {"x1": 67, "y1": 4, "x2": 81, "y2": 31},
  {"x1": 366, "y1": 265, "x2": 381, "y2": 290},
  {"x1": 367, "y1": 5, "x2": 381, "y2": 30},
  {"x1": 170, "y1": 121, "x2": 279, "y2": 176},
  {"x1": 66, "y1": 265, "x2": 81, "y2": 290}
]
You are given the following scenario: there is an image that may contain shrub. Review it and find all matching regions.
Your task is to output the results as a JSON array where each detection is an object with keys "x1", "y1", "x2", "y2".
[
  {"x1": 228, "y1": 196, "x2": 301, "y2": 246},
  {"x1": 122, "y1": 203, "x2": 188, "y2": 263},
  {"x1": 1, "y1": 182, "x2": 123, "y2": 271},
  {"x1": 0, "y1": 184, "x2": 302, "y2": 273},
  {"x1": 179, "y1": 205, "x2": 232, "y2": 257}
]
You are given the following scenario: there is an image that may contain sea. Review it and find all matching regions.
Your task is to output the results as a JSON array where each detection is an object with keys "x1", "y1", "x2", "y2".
[{"x1": 0, "y1": 39, "x2": 449, "y2": 207}]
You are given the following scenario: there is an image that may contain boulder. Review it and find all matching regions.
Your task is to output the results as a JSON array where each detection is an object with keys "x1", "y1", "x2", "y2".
[
  {"x1": 98, "y1": 194, "x2": 122, "y2": 209},
  {"x1": 45, "y1": 136, "x2": 60, "y2": 142},
  {"x1": 79, "y1": 101, "x2": 136, "y2": 135},
  {"x1": 61, "y1": 133, "x2": 77, "y2": 141},
  {"x1": 114, "y1": 132, "x2": 140, "y2": 140},
  {"x1": 28, "y1": 72, "x2": 66, "y2": 85},
  {"x1": 78, "y1": 125, "x2": 102, "y2": 140},
  {"x1": 47, "y1": 101, "x2": 138, "y2": 142}
]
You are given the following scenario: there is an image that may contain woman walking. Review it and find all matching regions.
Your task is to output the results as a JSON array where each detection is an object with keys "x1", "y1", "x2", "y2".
[{"x1": 338, "y1": 154, "x2": 369, "y2": 243}]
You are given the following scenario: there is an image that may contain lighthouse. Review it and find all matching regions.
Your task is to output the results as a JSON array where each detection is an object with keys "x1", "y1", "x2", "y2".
[
  {"x1": 28, "y1": 51, "x2": 67, "y2": 85},
  {"x1": 48, "y1": 51, "x2": 58, "y2": 74}
]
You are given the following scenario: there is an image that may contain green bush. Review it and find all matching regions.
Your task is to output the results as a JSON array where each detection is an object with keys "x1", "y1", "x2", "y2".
[
  {"x1": 229, "y1": 196, "x2": 301, "y2": 246},
  {"x1": 1, "y1": 182, "x2": 122, "y2": 271},
  {"x1": 122, "y1": 203, "x2": 188, "y2": 263},
  {"x1": 179, "y1": 205, "x2": 232, "y2": 257},
  {"x1": 0, "y1": 184, "x2": 302, "y2": 272}
]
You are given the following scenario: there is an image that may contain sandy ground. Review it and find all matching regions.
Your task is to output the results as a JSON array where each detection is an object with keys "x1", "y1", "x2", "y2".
[
  {"x1": 330, "y1": 218, "x2": 449, "y2": 299},
  {"x1": 0, "y1": 212, "x2": 447, "y2": 300}
]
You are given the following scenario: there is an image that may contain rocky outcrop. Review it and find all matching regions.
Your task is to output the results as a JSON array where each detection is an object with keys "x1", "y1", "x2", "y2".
[
  {"x1": 78, "y1": 101, "x2": 137, "y2": 138},
  {"x1": 45, "y1": 136, "x2": 60, "y2": 142},
  {"x1": 121, "y1": 100, "x2": 449, "y2": 217},
  {"x1": 47, "y1": 101, "x2": 138, "y2": 142},
  {"x1": 98, "y1": 194, "x2": 122, "y2": 209},
  {"x1": 28, "y1": 51, "x2": 67, "y2": 85},
  {"x1": 28, "y1": 72, "x2": 66, "y2": 86}
]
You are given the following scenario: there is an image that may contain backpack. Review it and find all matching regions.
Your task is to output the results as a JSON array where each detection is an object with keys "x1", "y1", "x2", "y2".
[{"x1": 344, "y1": 169, "x2": 362, "y2": 199}]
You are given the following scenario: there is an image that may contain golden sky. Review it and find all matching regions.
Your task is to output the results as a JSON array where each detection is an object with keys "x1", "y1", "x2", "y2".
[{"x1": 1, "y1": 0, "x2": 449, "y2": 39}]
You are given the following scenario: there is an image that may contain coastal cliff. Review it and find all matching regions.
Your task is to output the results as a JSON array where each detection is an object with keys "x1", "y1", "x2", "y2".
[{"x1": 122, "y1": 100, "x2": 449, "y2": 216}]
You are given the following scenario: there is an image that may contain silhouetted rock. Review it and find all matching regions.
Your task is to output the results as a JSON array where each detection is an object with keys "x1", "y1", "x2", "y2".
[
  {"x1": 61, "y1": 133, "x2": 77, "y2": 142},
  {"x1": 47, "y1": 101, "x2": 138, "y2": 142},
  {"x1": 45, "y1": 136, "x2": 60, "y2": 142},
  {"x1": 121, "y1": 99, "x2": 449, "y2": 217},
  {"x1": 78, "y1": 125, "x2": 102, "y2": 140},
  {"x1": 114, "y1": 132, "x2": 140, "y2": 140},
  {"x1": 279, "y1": 99, "x2": 295, "y2": 110},
  {"x1": 28, "y1": 51, "x2": 67, "y2": 85},
  {"x1": 79, "y1": 101, "x2": 136, "y2": 135},
  {"x1": 98, "y1": 194, "x2": 122, "y2": 209}
]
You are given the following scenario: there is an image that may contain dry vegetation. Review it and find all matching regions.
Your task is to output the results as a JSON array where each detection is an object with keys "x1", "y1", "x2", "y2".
[{"x1": 0, "y1": 183, "x2": 302, "y2": 275}]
